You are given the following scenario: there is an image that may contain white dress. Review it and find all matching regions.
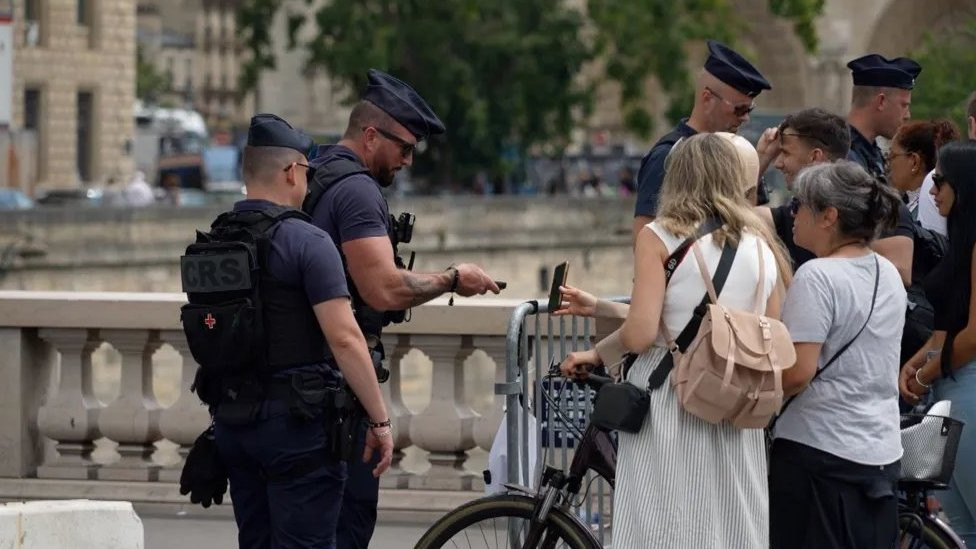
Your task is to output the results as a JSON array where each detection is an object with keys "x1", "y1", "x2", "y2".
[{"x1": 611, "y1": 221, "x2": 777, "y2": 548}]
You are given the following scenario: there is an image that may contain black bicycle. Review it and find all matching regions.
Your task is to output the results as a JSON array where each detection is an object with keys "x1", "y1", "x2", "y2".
[
  {"x1": 416, "y1": 370, "x2": 967, "y2": 549},
  {"x1": 414, "y1": 366, "x2": 613, "y2": 549}
]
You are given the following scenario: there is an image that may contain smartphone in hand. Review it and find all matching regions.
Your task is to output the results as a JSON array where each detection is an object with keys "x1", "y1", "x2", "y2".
[{"x1": 547, "y1": 262, "x2": 569, "y2": 312}]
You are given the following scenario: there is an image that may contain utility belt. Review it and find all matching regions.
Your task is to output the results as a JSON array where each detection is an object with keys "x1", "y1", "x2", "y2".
[{"x1": 214, "y1": 371, "x2": 364, "y2": 465}]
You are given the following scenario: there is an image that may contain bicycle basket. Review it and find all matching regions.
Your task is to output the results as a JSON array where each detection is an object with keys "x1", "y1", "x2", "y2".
[{"x1": 900, "y1": 408, "x2": 964, "y2": 484}]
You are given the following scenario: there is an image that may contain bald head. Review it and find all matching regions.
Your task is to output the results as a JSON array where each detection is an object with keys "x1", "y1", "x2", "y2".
[{"x1": 242, "y1": 145, "x2": 306, "y2": 186}]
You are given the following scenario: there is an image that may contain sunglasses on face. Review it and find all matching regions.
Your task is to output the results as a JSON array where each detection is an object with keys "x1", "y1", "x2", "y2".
[
  {"x1": 789, "y1": 196, "x2": 801, "y2": 217},
  {"x1": 366, "y1": 127, "x2": 416, "y2": 158},
  {"x1": 932, "y1": 172, "x2": 949, "y2": 190},
  {"x1": 705, "y1": 86, "x2": 756, "y2": 117},
  {"x1": 283, "y1": 162, "x2": 314, "y2": 180}
]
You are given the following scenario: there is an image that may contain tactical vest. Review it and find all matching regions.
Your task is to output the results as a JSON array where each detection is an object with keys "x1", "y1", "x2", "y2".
[
  {"x1": 180, "y1": 206, "x2": 330, "y2": 405},
  {"x1": 303, "y1": 154, "x2": 411, "y2": 336}
]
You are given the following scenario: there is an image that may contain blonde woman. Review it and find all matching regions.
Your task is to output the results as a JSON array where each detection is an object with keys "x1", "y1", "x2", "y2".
[{"x1": 558, "y1": 133, "x2": 791, "y2": 547}]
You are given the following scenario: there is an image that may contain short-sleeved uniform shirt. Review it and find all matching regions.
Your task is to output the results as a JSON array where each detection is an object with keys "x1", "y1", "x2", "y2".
[
  {"x1": 776, "y1": 253, "x2": 906, "y2": 466},
  {"x1": 634, "y1": 120, "x2": 697, "y2": 217},
  {"x1": 308, "y1": 145, "x2": 391, "y2": 253},
  {"x1": 233, "y1": 199, "x2": 349, "y2": 380},
  {"x1": 848, "y1": 126, "x2": 887, "y2": 184}
]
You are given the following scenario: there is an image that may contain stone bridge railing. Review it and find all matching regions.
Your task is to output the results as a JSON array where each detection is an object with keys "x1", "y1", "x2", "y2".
[{"x1": 0, "y1": 291, "x2": 523, "y2": 513}]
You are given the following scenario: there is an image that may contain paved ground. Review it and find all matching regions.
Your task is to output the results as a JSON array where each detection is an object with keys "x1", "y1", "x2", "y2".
[{"x1": 142, "y1": 512, "x2": 433, "y2": 548}]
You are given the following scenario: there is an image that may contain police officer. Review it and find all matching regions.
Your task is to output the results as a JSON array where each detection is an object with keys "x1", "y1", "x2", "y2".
[
  {"x1": 845, "y1": 53, "x2": 922, "y2": 182},
  {"x1": 189, "y1": 114, "x2": 394, "y2": 548},
  {"x1": 633, "y1": 40, "x2": 772, "y2": 242},
  {"x1": 304, "y1": 69, "x2": 500, "y2": 548}
]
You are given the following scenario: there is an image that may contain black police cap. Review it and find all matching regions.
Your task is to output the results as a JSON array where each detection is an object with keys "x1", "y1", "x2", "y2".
[
  {"x1": 362, "y1": 69, "x2": 446, "y2": 141},
  {"x1": 246, "y1": 113, "x2": 314, "y2": 157},
  {"x1": 847, "y1": 54, "x2": 922, "y2": 90},
  {"x1": 704, "y1": 40, "x2": 772, "y2": 98}
]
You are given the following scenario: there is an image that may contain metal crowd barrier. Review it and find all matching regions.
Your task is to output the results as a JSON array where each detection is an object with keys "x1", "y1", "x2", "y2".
[{"x1": 501, "y1": 298, "x2": 628, "y2": 545}]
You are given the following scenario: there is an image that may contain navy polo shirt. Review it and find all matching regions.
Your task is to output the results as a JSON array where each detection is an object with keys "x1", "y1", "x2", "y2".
[
  {"x1": 308, "y1": 145, "x2": 391, "y2": 250},
  {"x1": 635, "y1": 120, "x2": 698, "y2": 217},
  {"x1": 848, "y1": 126, "x2": 887, "y2": 182}
]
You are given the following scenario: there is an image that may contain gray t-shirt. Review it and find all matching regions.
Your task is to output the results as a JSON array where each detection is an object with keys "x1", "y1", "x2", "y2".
[{"x1": 775, "y1": 252, "x2": 906, "y2": 466}]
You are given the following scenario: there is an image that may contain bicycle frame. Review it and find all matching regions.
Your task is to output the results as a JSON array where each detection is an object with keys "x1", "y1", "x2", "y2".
[{"x1": 899, "y1": 486, "x2": 967, "y2": 548}]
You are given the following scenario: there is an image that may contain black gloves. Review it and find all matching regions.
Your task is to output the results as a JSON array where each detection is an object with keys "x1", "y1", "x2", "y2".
[{"x1": 179, "y1": 425, "x2": 228, "y2": 508}]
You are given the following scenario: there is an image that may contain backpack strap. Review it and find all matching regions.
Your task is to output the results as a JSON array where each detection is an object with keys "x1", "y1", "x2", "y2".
[
  {"x1": 650, "y1": 238, "x2": 737, "y2": 391},
  {"x1": 752, "y1": 238, "x2": 766, "y2": 314}
]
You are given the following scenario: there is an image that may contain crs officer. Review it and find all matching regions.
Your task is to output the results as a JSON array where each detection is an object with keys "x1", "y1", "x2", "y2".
[
  {"x1": 189, "y1": 114, "x2": 394, "y2": 548},
  {"x1": 632, "y1": 40, "x2": 771, "y2": 242},
  {"x1": 304, "y1": 69, "x2": 500, "y2": 548},
  {"x1": 845, "y1": 53, "x2": 922, "y2": 183}
]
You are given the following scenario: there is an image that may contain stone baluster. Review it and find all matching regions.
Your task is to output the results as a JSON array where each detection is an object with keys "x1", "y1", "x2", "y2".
[
  {"x1": 158, "y1": 330, "x2": 212, "y2": 482},
  {"x1": 378, "y1": 333, "x2": 413, "y2": 489},
  {"x1": 36, "y1": 329, "x2": 104, "y2": 480},
  {"x1": 473, "y1": 336, "x2": 508, "y2": 452},
  {"x1": 97, "y1": 329, "x2": 163, "y2": 481},
  {"x1": 409, "y1": 335, "x2": 480, "y2": 491}
]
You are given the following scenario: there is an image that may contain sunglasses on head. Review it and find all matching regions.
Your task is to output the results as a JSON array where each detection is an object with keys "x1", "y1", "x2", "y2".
[
  {"x1": 705, "y1": 86, "x2": 756, "y2": 117},
  {"x1": 365, "y1": 126, "x2": 416, "y2": 158},
  {"x1": 932, "y1": 172, "x2": 949, "y2": 190}
]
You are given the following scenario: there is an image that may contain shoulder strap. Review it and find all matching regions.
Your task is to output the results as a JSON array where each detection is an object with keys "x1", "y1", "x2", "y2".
[
  {"x1": 302, "y1": 157, "x2": 371, "y2": 215},
  {"x1": 663, "y1": 217, "x2": 723, "y2": 286},
  {"x1": 648, "y1": 238, "x2": 737, "y2": 390},
  {"x1": 771, "y1": 254, "x2": 881, "y2": 426}
]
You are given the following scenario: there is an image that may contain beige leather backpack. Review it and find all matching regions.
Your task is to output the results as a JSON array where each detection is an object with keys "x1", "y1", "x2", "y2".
[{"x1": 662, "y1": 240, "x2": 795, "y2": 429}]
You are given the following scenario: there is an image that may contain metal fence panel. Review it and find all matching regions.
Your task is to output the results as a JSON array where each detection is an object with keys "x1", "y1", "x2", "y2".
[{"x1": 502, "y1": 297, "x2": 628, "y2": 545}]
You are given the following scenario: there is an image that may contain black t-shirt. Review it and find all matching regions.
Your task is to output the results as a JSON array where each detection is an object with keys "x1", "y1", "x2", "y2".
[{"x1": 771, "y1": 205, "x2": 816, "y2": 270}]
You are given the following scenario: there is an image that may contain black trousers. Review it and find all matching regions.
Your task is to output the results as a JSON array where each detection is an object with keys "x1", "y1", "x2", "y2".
[{"x1": 769, "y1": 438, "x2": 900, "y2": 549}]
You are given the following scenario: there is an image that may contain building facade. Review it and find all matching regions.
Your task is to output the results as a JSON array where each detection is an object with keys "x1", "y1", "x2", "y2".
[{"x1": 11, "y1": 0, "x2": 136, "y2": 191}]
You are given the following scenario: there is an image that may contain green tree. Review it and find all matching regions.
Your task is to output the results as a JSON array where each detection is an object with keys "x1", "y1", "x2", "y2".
[
  {"x1": 909, "y1": 17, "x2": 976, "y2": 128},
  {"x1": 136, "y1": 45, "x2": 171, "y2": 104},
  {"x1": 237, "y1": 0, "x2": 823, "y2": 190}
]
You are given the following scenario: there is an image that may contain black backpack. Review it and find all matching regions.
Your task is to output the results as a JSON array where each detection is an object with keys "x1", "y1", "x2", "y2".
[{"x1": 180, "y1": 206, "x2": 309, "y2": 400}]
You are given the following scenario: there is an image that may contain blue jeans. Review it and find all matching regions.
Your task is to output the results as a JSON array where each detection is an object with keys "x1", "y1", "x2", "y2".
[
  {"x1": 933, "y1": 362, "x2": 976, "y2": 546},
  {"x1": 215, "y1": 401, "x2": 347, "y2": 549}
]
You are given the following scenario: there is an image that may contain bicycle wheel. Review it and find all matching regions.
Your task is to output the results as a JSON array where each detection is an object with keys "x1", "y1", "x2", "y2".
[
  {"x1": 898, "y1": 514, "x2": 963, "y2": 549},
  {"x1": 414, "y1": 493, "x2": 602, "y2": 549}
]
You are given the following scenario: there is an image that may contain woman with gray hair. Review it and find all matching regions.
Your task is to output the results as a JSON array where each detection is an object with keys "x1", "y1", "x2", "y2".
[{"x1": 770, "y1": 160, "x2": 906, "y2": 548}]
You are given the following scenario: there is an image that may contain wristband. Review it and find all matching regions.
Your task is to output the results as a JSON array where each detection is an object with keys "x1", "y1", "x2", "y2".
[
  {"x1": 915, "y1": 369, "x2": 932, "y2": 389},
  {"x1": 447, "y1": 266, "x2": 460, "y2": 306},
  {"x1": 368, "y1": 418, "x2": 392, "y2": 429}
]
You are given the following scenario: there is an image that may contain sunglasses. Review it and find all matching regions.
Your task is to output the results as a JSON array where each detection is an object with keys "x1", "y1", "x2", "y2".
[
  {"x1": 932, "y1": 172, "x2": 949, "y2": 190},
  {"x1": 789, "y1": 196, "x2": 801, "y2": 217},
  {"x1": 283, "y1": 162, "x2": 315, "y2": 180},
  {"x1": 366, "y1": 127, "x2": 416, "y2": 158},
  {"x1": 705, "y1": 86, "x2": 756, "y2": 117}
]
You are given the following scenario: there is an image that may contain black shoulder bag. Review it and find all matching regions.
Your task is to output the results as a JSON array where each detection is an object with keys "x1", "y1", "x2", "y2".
[{"x1": 591, "y1": 218, "x2": 735, "y2": 433}]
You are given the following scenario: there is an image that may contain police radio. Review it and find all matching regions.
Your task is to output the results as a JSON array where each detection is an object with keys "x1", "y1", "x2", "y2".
[{"x1": 394, "y1": 212, "x2": 415, "y2": 244}]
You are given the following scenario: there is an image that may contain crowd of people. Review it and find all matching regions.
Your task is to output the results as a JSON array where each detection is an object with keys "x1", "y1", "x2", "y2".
[{"x1": 556, "y1": 40, "x2": 976, "y2": 548}]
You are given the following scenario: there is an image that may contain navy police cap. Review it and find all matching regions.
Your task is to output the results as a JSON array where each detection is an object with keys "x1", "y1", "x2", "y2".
[
  {"x1": 847, "y1": 54, "x2": 921, "y2": 90},
  {"x1": 704, "y1": 40, "x2": 772, "y2": 98},
  {"x1": 362, "y1": 69, "x2": 446, "y2": 141},
  {"x1": 246, "y1": 113, "x2": 314, "y2": 157}
]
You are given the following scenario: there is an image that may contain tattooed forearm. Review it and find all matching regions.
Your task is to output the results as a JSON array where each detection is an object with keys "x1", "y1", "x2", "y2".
[{"x1": 401, "y1": 270, "x2": 452, "y2": 307}]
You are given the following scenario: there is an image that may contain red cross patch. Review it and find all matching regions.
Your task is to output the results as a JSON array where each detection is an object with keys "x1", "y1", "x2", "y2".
[{"x1": 204, "y1": 313, "x2": 217, "y2": 330}]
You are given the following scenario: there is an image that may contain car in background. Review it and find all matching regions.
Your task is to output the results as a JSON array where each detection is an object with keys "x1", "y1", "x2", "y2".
[
  {"x1": 35, "y1": 188, "x2": 104, "y2": 207},
  {"x1": 0, "y1": 189, "x2": 35, "y2": 210}
]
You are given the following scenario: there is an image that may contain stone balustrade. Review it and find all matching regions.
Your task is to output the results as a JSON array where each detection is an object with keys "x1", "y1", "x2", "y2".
[{"x1": 0, "y1": 291, "x2": 530, "y2": 509}]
